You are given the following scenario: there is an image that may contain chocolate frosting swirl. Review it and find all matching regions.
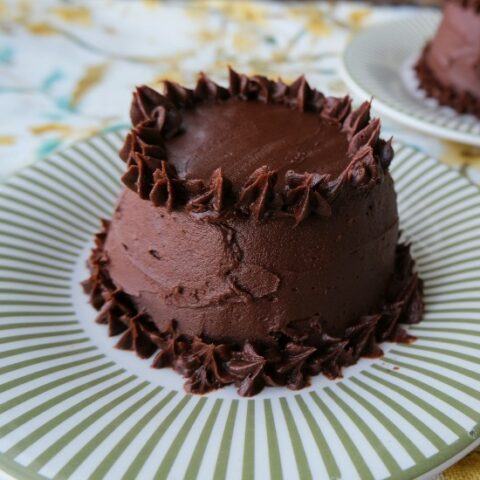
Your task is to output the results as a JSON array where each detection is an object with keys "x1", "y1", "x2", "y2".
[
  {"x1": 238, "y1": 166, "x2": 278, "y2": 222},
  {"x1": 284, "y1": 171, "x2": 332, "y2": 226},
  {"x1": 118, "y1": 68, "x2": 394, "y2": 225}
]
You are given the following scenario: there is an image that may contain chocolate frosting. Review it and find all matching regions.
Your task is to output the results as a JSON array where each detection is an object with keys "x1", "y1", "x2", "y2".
[
  {"x1": 102, "y1": 177, "x2": 400, "y2": 345},
  {"x1": 119, "y1": 68, "x2": 394, "y2": 224},
  {"x1": 415, "y1": 1, "x2": 480, "y2": 117},
  {"x1": 83, "y1": 221, "x2": 423, "y2": 396},
  {"x1": 84, "y1": 69, "x2": 423, "y2": 396}
]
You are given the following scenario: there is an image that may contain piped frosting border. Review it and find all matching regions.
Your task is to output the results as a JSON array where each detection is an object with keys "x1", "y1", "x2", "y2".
[{"x1": 119, "y1": 68, "x2": 394, "y2": 225}]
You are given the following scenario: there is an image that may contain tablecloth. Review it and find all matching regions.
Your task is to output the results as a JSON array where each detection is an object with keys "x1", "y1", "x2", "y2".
[{"x1": 0, "y1": 1, "x2": 479, "y2": 479}]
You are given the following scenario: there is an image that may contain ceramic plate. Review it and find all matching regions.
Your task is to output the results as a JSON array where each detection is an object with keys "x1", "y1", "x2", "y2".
[
  {"x1": 341, "y1": 12, "x2": 480, "y2": 147},
  {"x1": 0, "y1": 132, "x2": 479, "y2": 480}
]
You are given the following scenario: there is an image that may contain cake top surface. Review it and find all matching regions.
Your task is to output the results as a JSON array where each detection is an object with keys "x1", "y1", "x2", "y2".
[
  {"x1": 119, "y1": 68, "x2": 393, "y2": 224},
  {"x1": 166, "y1": 100, "x2": 349, "y2": 185}
]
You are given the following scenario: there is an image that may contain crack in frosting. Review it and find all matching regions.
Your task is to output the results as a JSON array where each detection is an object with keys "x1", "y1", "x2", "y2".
[
  {"x1": 83, "y1": 221, "x2": 424, "y2": 397},
  {"x1": 118, "y1": 68, "x2": 394, "y2": 225}
]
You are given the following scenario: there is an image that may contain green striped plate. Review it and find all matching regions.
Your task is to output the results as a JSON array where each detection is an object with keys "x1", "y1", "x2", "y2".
[
  {"x1": 0, "y1": 132, "x2": 479, "y2": 480},
  {"x1": 341, "y1": 12, "x2": 480, "y2": 147}
]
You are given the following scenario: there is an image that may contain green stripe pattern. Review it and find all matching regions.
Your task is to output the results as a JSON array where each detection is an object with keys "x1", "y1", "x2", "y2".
[{"x1": 0, "y1": 133, "x2": 479, "y2": 480}]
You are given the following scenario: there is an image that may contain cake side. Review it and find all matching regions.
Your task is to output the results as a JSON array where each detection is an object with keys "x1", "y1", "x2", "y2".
[
  {"x1": 101, "y1": 179, "x2": 400, "y2": 345},
  {"x1": 84, "y1": 220, "x2": 422, "y2": 396}
]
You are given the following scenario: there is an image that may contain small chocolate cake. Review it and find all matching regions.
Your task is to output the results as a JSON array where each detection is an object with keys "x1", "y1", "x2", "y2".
[
  {"x1": 415, "y1": 0, "x2": 480, "y2": 117},
  {"x1": 84, "y1": 69, "x2": 423, "y2": 396}
]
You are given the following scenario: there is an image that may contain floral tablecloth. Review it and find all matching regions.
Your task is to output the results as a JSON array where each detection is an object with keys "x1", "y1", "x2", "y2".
[{"x1": 0, "y1": 1, "x2": 478, "y2": 479}]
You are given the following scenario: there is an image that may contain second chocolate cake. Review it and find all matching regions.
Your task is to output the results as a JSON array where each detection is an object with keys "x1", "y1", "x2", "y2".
[
  {"x1": 415, "y1": 0, "x2": 480, "y2": 118},
  {"x1": 84, "y1": 69, "x2": 423, "y2": 396}
]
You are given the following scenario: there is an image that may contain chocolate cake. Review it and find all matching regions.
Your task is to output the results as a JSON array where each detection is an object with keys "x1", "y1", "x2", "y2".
[
  {"x1": 83, "y1": 69, "x2": 423, "y2": 396},
  {"x1": 415, "y1": 0, "x2": 480, "y2": 117}
]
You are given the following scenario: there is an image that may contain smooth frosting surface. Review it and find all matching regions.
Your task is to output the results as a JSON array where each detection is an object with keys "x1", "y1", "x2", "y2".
[{"x1": 167, "y1": 100, "x2": 350, "y2": 184}]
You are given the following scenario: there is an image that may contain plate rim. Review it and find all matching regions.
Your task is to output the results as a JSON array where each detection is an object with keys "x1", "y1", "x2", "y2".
[
  {"x1": 340, "y1": 12, "x2": 480, "y2": 148},
  {"x1": 0, "y1": 131, "x2": 479, "y2": 480}
]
